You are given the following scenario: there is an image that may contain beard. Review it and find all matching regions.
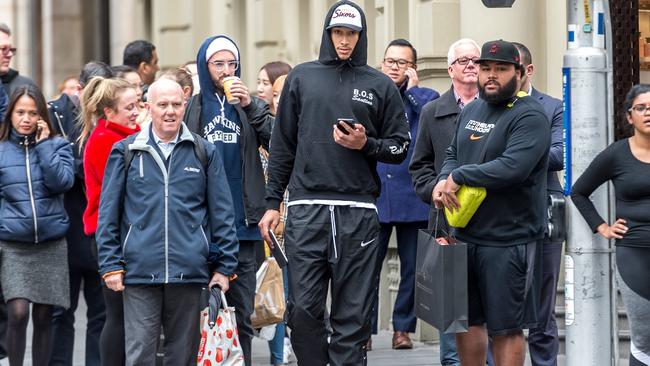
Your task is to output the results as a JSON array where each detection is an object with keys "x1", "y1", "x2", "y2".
[{"x1": 478, "y1": 74, "x2": 519, "y2": 105}]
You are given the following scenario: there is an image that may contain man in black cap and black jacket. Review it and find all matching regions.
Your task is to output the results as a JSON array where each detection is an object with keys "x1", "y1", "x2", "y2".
[
  {"x1": 433, "y1": 40, "x2": 550, "y2": 366},
  {"x1": 258, "y1": 1, "x2": 410, "y2": 365}
]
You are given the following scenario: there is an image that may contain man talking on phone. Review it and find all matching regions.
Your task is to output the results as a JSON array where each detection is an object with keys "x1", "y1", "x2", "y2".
[
  {"x1": 368, "y1": 38, "x2": 439, "y2": 351},
  {"x1": 258, "y1": 2, "x2": 410, "y2": 365}
]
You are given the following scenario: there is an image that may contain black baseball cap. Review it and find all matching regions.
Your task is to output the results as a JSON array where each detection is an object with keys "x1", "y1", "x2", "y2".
[{"x1": 477, "y1": 40, "x2": 520, "y2": 66}]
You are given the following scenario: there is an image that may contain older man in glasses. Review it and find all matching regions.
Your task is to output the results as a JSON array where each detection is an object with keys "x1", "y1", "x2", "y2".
[
  {"x1": 409, "y1": 37, "x2": 481, "y2": 366},
  {"x1": 184, "y1": 34, "x2": 274, "y2": 366},
  {"x1": 0, "y1": 23, "x2": 35, "y2": 97},
  {"x1": 368, "y1": 38, "x2": 439, "y2": 351}
]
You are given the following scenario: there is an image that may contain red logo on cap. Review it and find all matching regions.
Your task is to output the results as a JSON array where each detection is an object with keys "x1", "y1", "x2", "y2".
[
  {"x1": 514, "y1": 55, "x2": 520, "y2": 62},
  {"x1": 489, "y1": 44, "x2": 498, "y2": 54}
]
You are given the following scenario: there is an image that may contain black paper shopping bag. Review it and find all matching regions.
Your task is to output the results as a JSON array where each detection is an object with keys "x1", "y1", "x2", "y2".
[{"x1": 414, "y1": 229, "x2": 468, "y2": 334}]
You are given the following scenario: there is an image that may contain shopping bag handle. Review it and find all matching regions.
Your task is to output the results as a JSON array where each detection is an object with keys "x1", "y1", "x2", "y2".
[
  {"x1": 208, "y1": 286, "x2": 231, "y2": 328},
  {"x1": 433, "y1": 209, "x2": 457, "y2": 245}
]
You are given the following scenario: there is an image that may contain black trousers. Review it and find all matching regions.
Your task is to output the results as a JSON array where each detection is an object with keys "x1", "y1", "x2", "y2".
[
  {"x1": 49, "y1": 265, "x2": 105, "y2": 366},
  {"x1": 285, "y1": 204, "x2": 381, "y2": 366},
  {"x1": 225, "y1": 240, "x2": 257, "y2": 366},
  {"x1": 527, "y1": 240, "x2": 563, "y2": 366}
]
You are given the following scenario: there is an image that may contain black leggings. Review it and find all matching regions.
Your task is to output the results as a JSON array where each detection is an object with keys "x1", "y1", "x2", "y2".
[
  {"x1": 100, "y1": 286, "x2": 125, "y2": 366},
  {"x1": 6, "y1": 298, "x2": 52, "y2": 366}
]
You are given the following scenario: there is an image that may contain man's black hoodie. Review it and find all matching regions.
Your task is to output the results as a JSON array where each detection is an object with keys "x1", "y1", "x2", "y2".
[{"x1": 265, "y1": 0, "x2": 410, "y2": 209}]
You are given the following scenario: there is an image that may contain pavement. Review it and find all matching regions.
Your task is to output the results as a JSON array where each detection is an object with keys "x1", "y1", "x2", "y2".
[
  {"x1": 7, "y1": 296, "x2": 441, "y2": 366},
  {"x1": 251, "y1": 331, "x2": 440, "y2": 366}
]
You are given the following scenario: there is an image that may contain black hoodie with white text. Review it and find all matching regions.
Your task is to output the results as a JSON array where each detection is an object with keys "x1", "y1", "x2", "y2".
[{"x1": 265, "y1": 0, "x2": 410, "y2": 209}]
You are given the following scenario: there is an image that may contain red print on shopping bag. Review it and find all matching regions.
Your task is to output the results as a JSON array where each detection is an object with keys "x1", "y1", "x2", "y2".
[{"x1": 196, "y1": 288, "x2": 244, "y2": 365}]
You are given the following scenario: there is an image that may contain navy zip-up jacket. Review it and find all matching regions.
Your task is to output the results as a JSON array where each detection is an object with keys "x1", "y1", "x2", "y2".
[
  {"x1": 0, "y1": 132, "x2": 74, "y2": 243},
  {"x1": 265, "y1": 0, "x2": 410, "y2": 209},
  {"x1": 96, "y1": 123, "x2": 239, "y2": 283}
]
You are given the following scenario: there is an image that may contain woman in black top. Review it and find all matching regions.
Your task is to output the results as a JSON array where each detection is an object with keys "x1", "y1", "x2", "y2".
[{"x1": 572, "y1": 84, "x2": 650, "y2": 366}]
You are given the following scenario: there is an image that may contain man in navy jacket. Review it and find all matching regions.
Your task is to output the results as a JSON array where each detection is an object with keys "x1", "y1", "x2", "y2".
[
  {"x1": 97, "y1": 79, "x2": 239, "y2": 365},
  {"x1": 371, "y1": 38, "x2": 439, "y2": 350}
]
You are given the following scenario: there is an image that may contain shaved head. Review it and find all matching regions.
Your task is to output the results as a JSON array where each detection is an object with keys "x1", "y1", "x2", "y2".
[
  {"x1": 148, "y1": 78, "x2": 184, "y2": 103},
  {"x1": 147, "y1": 78, "x2": 186, "y2": 142}
]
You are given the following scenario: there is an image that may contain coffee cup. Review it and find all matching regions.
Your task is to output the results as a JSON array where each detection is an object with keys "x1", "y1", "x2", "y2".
[{"x1": 222, "y1": 76, "x2": 240, "y2": 104}]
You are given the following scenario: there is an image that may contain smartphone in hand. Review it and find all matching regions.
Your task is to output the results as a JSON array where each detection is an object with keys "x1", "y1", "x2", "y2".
[
  {"x1": 267, "y1": 229, "x2": 288, "y2": 268},
  {"x1": 336, "y1": 118, "x2": 355, "y2": 135}
]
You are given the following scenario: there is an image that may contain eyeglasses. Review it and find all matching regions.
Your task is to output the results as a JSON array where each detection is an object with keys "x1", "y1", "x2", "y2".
[
  {"x1": 0, "y1": 46, "x2": 17, "y2": 55},
  {"x1": 383, "y1": 58, "x2": 413, "y2": 69},
  {"x1": 208, "y1": 60, "x2": 239, "y2": 72},
  {"x1": 629, "y1": 104, "x2": 650, "y2": 114},
  {"x1": 452, "y1": 57, "x2": 480, "y2": 66}
]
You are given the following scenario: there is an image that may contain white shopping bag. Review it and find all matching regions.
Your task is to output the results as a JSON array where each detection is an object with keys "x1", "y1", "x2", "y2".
[{"x1": 196, "y1": 287, "x2": 244, "y2": 366}]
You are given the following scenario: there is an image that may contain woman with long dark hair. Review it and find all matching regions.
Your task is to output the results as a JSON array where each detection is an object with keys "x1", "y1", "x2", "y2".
[
  {"x1": 0, "y1": 85, "x2": 74, "y2": 366},
  {"x1": 80, "y1": 76, "x2": 141, "y2": 366},
  {"x1": 572, "y1": 84, "x2": 650, "y2": 365}
]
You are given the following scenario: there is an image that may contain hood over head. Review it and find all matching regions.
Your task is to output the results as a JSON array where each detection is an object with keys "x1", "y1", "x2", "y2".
[
  {"x1": 318, "y1": 1, "x2": 368, "y2": 66},
  {"x1": 196, "y1": 35, "x2": 241, "y2": 100}
]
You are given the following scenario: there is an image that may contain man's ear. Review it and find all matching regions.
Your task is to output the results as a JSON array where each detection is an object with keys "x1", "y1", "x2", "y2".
[
  {"x1": 526, "y1": 63, "x2": 534, "y2": 78},
  {"x1": 139, "y1": 61, "x2": 148, "y2": 73}
]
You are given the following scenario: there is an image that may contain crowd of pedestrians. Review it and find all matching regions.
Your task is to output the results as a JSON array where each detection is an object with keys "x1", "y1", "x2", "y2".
[{"x1": 0, "y1": 0, "x2": 648, "y2": 365}]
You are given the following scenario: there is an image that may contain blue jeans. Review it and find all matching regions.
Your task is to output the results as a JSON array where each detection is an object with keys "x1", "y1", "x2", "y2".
[
  {"x1": 440, "y1": 331, "x2": 460, "y2": 366},
  {"x1": 268, "y1": 266, "x2": 289, "y2": 364}
]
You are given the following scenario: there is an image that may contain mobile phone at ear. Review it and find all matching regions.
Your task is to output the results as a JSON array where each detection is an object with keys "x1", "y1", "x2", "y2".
[{"x1": 336, "y1": 118, "x2": 355, "y2": 135}]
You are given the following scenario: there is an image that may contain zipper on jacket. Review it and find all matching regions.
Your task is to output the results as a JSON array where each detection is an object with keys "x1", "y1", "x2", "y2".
[
  {"x1": 53, "y1": 111, "x2": 67, "y2": 140},
  {"x1": 241, "y1": 158, "x2": 249, "y2": 226},
  {"x1": 139, "y1": 154, "x2": 144, "y2": 177},
  {"x1": 164, "y1": 151, "x2": 172, "y2": 283},
  {"x1": 200, "y1": 226, "x2": 209, "y2": 251},
  {"x1": 329, "y1": 205, "x2": 338, "y2": 259},
  {"x1": 123, "y1": 224, "x2": 133, "y2": 253},
  {"x1": 24, "y1": 140, "x2": 39, "y2": 243}
]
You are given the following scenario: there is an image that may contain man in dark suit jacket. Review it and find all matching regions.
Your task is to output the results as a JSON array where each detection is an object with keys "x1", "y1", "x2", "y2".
[
  {"x1": 408, "y1": 38, "x2": 481, "y2": 366},
  {"x1": 513, "y1": 42, "x2": 565, "y2": 366}
]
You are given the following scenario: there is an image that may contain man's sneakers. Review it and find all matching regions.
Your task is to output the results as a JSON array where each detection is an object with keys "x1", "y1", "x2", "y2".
[{"x1": 392, "y1": 331, "x2": 413, "y2": 349}]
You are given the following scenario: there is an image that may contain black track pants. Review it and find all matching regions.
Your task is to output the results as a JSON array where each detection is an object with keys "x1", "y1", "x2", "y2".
[{"x1": 284, "y1": 204, "x2": 381, "y2": 366}]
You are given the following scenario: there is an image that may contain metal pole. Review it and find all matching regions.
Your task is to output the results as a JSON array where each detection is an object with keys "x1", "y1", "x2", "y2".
[{"x1": 563, "y1": 1, "x2": 613, "y2": 365}]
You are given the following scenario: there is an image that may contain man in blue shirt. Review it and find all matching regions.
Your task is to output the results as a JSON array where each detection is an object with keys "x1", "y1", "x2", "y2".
[{"x1": 370, "y1": 39, "x2": 439, "y2": 350}]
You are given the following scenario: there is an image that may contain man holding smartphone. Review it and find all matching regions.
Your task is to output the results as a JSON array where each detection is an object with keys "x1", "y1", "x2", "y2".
[{"x1": 258, "y1": 2, "x2": 410, "y2": 365}]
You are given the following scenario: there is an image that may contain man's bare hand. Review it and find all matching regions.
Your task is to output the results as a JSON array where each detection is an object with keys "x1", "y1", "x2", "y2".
[
  {"x1": 432, "y1": 180, "x2": 447, "y2": 209},
  {"x1": 228, "y1": 78, "x2": 251, "y2": 107},
  {"x1": 209, "y1": 272, "x2": 230, "y2": 293},
  {"x1": 105, "y1": 273, "x2": 125, "y2": 292},
  {"x1": 333, "y1": 122, "x2": 367, "y2": 150},
  {"x1": 405, "y1": 67, "x2": 419, "y2": 90},
  {"x1": 439, "y1": 175, "x2": 461, "y2": 211},
  {"x1": 258, "y1": 209, "x2": 281, "y2": 247}
]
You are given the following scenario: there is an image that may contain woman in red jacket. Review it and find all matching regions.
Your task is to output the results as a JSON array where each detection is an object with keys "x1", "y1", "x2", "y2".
[{"x1": 79, "y1": 76, "x2": 140, "y2": 366}]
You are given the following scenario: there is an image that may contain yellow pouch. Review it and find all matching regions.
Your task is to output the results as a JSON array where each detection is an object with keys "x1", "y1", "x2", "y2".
[{"x1": 444, "y1": 185, "x2": 487, "y2": 228}]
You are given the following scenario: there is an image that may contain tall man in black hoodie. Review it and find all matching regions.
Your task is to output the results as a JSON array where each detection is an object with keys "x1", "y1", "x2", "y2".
[
  {"x1": 259, "y1": 2, "x2": 410, "y2": 365},
  {"x1": 433, "y1": 40, "x2": 550, "y2": 366}
]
